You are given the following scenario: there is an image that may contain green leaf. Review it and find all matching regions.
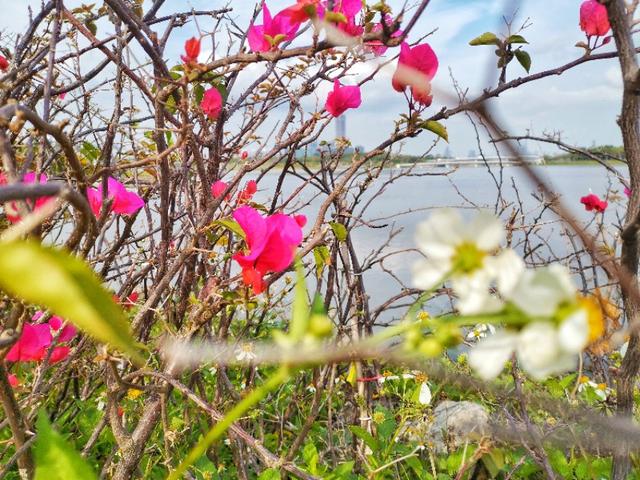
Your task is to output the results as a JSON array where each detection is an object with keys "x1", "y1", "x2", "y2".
[
  {"x1": 481, "y1": 449, "x2": 505, "y2": 477},
  {"x1": 469, "y1": 32, "x2": 500, "y2": 46},
  {"x1": 329, "y1": 222, "x2": 348, "y2": 242},
  {"x1": 349, "y1": 425, "x2": 379, "y2": 453},
  {"x1": 514, "y1": 49, "x2": 531, "y2": 73},
  {"x1": 331, "y1": 461, "x2": 355, "y2": 477},
  {"x1": 375, "y1": 408, "x2": 396, "y2": 443},
  {"x1": 313, "y1": 245, "x2": 331, "y2": 277},
  {"x1": 0, "y1": 241, "x2": 143, "y2": 364},
  {"x1": 194, "y1": 84, "x2": 205, "y2": 104},
  {"x1": 34, "y1": 411, "x2": 98, "y2": 480},
  {"x1": 302, "y1": 442, "x2": 319, "y2": 474},
  {"x1": 214, "y1": 219, "x2": 246, "y2": 239},
  {"x1": 289, "y1": 259, "x2": 310, "y2": 342},
  {"x1": 80, "y1": 142, "x2": 101, "y2": 163},
  {"x1": 257, "y1": 468, "x2": 281, "y2": 480},
  {"x1": 423, "y1": 120, "x2": 449, "y2": 143},
  {"x1": 507, "y1": 34, "x2": 528, "y2": 44}
]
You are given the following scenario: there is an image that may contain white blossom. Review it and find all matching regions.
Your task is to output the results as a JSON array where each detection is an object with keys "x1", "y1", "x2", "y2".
[
  {"x1": 418, "y1": 382, "x2": 432, "y2": 405},
  {"x1": 413, "y1": 209, "x2": 521, "y2": 315}
]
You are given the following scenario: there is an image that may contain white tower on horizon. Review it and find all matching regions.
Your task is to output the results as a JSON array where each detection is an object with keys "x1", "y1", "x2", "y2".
[{"x1": 336, "y1": 115, "x2": 346, "y2": 138}]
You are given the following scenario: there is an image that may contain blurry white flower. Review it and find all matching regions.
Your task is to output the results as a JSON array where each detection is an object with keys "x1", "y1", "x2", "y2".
[
  {"x1": 469, "y1": 298, "x2": 603, "y2": 381},
  {"x1": 418, "y1": 382, "x2": 432, "y2": 405},
  {"x1": 504, "y1": 264, "x2": 575, "y2": 317},
  {"x1": 235, "y1": 343, "x2": 256, "y2": 362},
  {"x1": 413, "y1": 209, "x2": 504, "y2": 288},
  {"x1": 516, "y1": 322, "x2": 577, "y2": 380},
  {"x1": 412, "y1": 209, "x2": 523, "y2": 315},
  {"x1": 465, "y1": 323, "x2": 496, "y2": 342}
]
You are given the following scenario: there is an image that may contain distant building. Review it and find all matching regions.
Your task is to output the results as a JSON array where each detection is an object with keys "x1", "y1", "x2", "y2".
[{"x1": 336, "y1": 115, "x2": 346, "y2": 138}]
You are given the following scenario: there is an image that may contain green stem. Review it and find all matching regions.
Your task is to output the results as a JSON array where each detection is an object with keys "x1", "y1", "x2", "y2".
[{"x1": 167, "y1": 366, "x2": 291, "y2": 480}]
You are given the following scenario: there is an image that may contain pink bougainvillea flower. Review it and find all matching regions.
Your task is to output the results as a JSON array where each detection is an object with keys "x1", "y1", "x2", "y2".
[
  {"x1": 0, "y1": 55, "x2": 8, "y2": 72},
  {"x1": 325, "y1": 79, "x2": 361, "y2": 117},
  {"x1": 580, "y1": 0, "x2": 610, "y2": 37},
  {"x1": 87, "y1": 177, "x2": 144, "y2": 217},
  {"x1": 392, "y1": 42, "x2": 439, "y2": 106},
  {"x1": 8, "y1": 374, "x2": 19, "y2": 388},
  {"x1": 57, "y1": 91, "x2": 67, "y2": 101},
  {"x1": 337, "y1": 18, "x2": 364, "y2": 38},
  {"x1": 282, "y1": 0, "x2": 325, "y2": 24},
  {"x1": 232, "y1": 206, "x2": 306, "y2": 294},
  {"x1": 580, "y1": 193, "x2": 608, "y2": 212},
  {"x1": 332, "y1": 0, "x2": 362, "y2": 19},
  {"x1": 49, "y1": 346, "x2": 71, "y2": 363},
  {"x1": 211, "y1": 180, "x2": 229, "y2": 199},
  {"x1": 6, "y1": 312, "x2": 77, "y2": 364},
  {"x1": 6, "y1": 323, "x2": 52, "y2": 362},
  {"x1": 238, "y1": 180, "x2": 258, "y2": 203},
  {"x1": 0, "y1": 172, "x2": 55, "y2": 223},
  {"x1": 201, "y1": 87, "x2": 223, "y2": 120},
  {"x1": 248, "y1": 4, "x2": 301, "y2": 53},
  {"x1": 181, "y1": 37, "x2": 201, "y2": 64},
  {"x1": 47, "y1": 315, "x2": 77, "y2": 343},
  {"x1": 32, "y1": 311, "x2": 77, "y2": 343},
  {"x1": 113, "y1": 292, "x2": 139, "y2": 310},
  {"x1": 366, "y1": 15, "x2": 403, "y2": 56},
  {"x1": 241, "y1": 151, "x2": 249, "y2": 160},
  {"x1": 625, "y1": 186, "x2": 632, "y2": 197}
]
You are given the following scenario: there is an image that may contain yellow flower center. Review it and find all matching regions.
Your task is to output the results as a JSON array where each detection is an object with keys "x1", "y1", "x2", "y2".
[
  {"x1": 578, "y1": 296, "x2": 605, "y2": 343},
  {"x1": 372, "y1": 412, "x2": 386, "y2": 425},
  {"x1": 452, "y1": 242, "x2": 486, "y2": 274},
  {"x1": 414, "y1": 373, "x2": 428, "y2": 383},
  {"x1": 579, "y1": 375, "x2": 589, "y2": 384}
]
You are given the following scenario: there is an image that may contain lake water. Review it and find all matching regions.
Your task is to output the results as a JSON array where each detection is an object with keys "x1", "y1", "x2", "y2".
[{"x1": 253, "y1": 164, "x2": 628, "y2": 325}]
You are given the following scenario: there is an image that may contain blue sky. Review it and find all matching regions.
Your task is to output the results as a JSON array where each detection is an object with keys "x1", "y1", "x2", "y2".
[{"x1": 1, "y1": 1, "x2": 623, "y2": 156}]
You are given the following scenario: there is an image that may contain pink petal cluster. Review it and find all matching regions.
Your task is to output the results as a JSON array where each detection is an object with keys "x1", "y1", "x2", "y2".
[
  {"x1": 325, "y1": 80, "x2": 361, "y2": 117},
  {"x1": 232, "y1": 206, "x2": 306, "y2": 294},
  {"x1": 201, "y1": 88, "x2": 223, "y2": 120},
  {"x1": 211, "y1": 180, "x2": 228, "y2": 199},
  {"x1": 392, "y1": 42, "x2": 439, "y2": 106},
  {"x1": 580, "y1": 0, "x2": 610, "y2": 37},
  {"x1": 580, "y1": 193, "x2": 608, "y2": 212},
  {"x1": 211, "y1": 180, "x2": 258, "y2": 204},
  {"x1": 248, "y1": 4, "x2": 300, "y2": 53},
  {"x1": 6, "y1": 312, "x2": 77, "y2": 364},
  {"x1": 0, "y1": 55, "x2": 8, "y2": 72},
  {"x1": 625, "y1": 186, "x2": 632, "y2": 198},
  {"x1": 87, "y1": 177, "x2": 144, "y2": 217},
  {"x1": 331, "y1": 0, "x2": 364, "y2": 37},
  {"x1": 0, "y1": 172, "x2": 55, "y2": 223}
]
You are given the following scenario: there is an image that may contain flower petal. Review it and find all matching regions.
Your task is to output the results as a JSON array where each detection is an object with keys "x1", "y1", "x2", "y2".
[{"x1": 468, "y1": 330, "x2": 518, "y2": 380}]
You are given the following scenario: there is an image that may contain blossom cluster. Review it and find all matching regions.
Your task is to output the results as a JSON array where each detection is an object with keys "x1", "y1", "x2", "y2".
[
  {"x1": 412, "y1": 209, "x2": 605, "y2": 380},
  {"x1": 0, "y1": 173, "x2": 144, "y2": 223},
  {"x1": 179, "y1": 0, "x2": 438, "y2": 122},
  {"x1": 6, "y1": 311, "x2": 78, "y2": 387}
]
